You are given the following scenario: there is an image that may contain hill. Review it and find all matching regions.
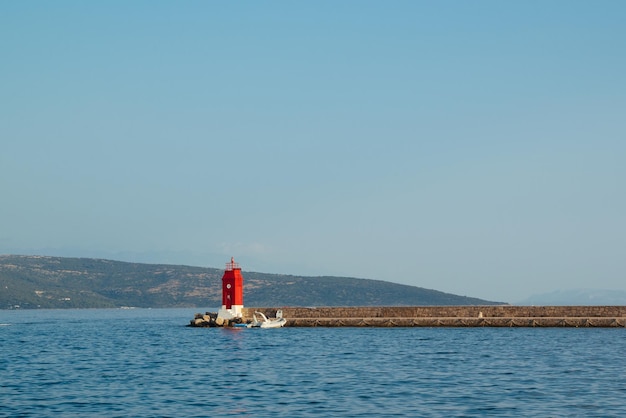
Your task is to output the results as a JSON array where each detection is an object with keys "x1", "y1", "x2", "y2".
[{"x1": 0, "y1": 255, "x2": 505, "y2": 309}]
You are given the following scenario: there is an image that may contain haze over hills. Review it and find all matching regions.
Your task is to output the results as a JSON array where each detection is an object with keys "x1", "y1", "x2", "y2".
[
  {"x1": 517, "y1": 289, "x2": 626, "y2": 306},
  {"x1": 0, "y1": 255, "x2": 505, "y2": 309}
]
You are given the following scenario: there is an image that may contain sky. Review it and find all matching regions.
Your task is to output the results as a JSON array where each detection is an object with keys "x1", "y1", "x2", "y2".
[{"x1": 1, "y1": 1, "x2": 625, "y2": 303}]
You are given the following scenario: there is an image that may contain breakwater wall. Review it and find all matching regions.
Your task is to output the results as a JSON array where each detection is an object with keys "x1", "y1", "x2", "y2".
[{"x1": 242, "y1": 306, "x2": 626, "y2": 327}]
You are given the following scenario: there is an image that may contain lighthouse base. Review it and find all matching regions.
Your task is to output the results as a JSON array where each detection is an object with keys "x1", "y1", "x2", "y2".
[{"x1": 217, "y1": 305, "x2": 243, "y2": 320}]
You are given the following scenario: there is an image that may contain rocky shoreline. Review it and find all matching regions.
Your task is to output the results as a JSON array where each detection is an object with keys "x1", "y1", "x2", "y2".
[{"x1": 188, "y1": 311, "x2": 245, "y2": 328}]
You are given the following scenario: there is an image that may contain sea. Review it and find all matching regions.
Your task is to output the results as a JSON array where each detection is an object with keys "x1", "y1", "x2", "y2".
[{"x1": 1, "y1": 309, "x2": 625, "y2": 417}]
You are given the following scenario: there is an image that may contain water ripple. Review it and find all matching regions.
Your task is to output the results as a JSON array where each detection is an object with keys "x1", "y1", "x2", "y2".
[{"x1": 1, "y1": 309, "x2": 625, "y2": 417}]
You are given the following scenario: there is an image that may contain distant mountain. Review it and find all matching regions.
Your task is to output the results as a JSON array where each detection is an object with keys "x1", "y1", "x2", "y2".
[
  {"x1": 517, "y1": 289, "x2": 626, "y2": 306},
  {"x1": 0, "y1": 255, "x2": 505, "y2": 309}
]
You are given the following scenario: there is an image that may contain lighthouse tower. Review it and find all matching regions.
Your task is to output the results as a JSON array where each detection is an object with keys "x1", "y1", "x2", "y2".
[{"x1": 217, "y1": 257, "x2": 244, "y2": 319}]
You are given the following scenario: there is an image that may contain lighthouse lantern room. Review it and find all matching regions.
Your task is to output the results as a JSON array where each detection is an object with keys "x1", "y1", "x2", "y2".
[{"x1": 217, "y1": 257, "x2": 244, "y2": 319}]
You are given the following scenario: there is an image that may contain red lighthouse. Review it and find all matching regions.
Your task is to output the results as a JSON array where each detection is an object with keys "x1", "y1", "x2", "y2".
[{"x1": 219, "y1": 257, "x2": 244, "y2": 318}]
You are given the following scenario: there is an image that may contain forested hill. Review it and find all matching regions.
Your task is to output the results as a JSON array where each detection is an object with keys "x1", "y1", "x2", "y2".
[{"x1": 0, "y1": 255, "x2": 506, "y2": 309}]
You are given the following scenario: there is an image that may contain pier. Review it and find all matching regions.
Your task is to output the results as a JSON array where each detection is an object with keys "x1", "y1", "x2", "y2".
[{"x1": 239, "y1": 306, "x2": 626, "y2": 327}]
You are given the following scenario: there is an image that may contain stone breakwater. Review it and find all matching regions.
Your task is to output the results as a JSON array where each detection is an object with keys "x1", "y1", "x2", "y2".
[
  {"x1": 188, "y1": 311, "x2": 245, "y2": 327},
  {"x1": 240, "y1": 306, "x2": 626, "y2": 328}
]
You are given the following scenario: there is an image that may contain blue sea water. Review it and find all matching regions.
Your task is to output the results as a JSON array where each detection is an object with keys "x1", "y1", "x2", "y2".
[{"x1": 1, "y1": 309, "x2": 625, "y2": 417}]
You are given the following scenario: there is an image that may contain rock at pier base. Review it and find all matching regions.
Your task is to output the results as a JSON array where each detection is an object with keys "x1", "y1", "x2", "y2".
[
  {"x1": 188, "y1": 311, "x2": 220, "y2": 327},
  {"x1": 188, "y1": 311, "x2": 246, "y2": 328}
]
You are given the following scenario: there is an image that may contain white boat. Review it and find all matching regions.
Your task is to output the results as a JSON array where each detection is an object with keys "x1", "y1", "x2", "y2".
[{"x1": 248, "y1": 311, "x2": 287, "y2": 328}]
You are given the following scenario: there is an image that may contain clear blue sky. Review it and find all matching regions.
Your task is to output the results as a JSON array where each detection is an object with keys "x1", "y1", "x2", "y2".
[{"x1": 2, "y1": 1, "x2": 625, "y2": 303}]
